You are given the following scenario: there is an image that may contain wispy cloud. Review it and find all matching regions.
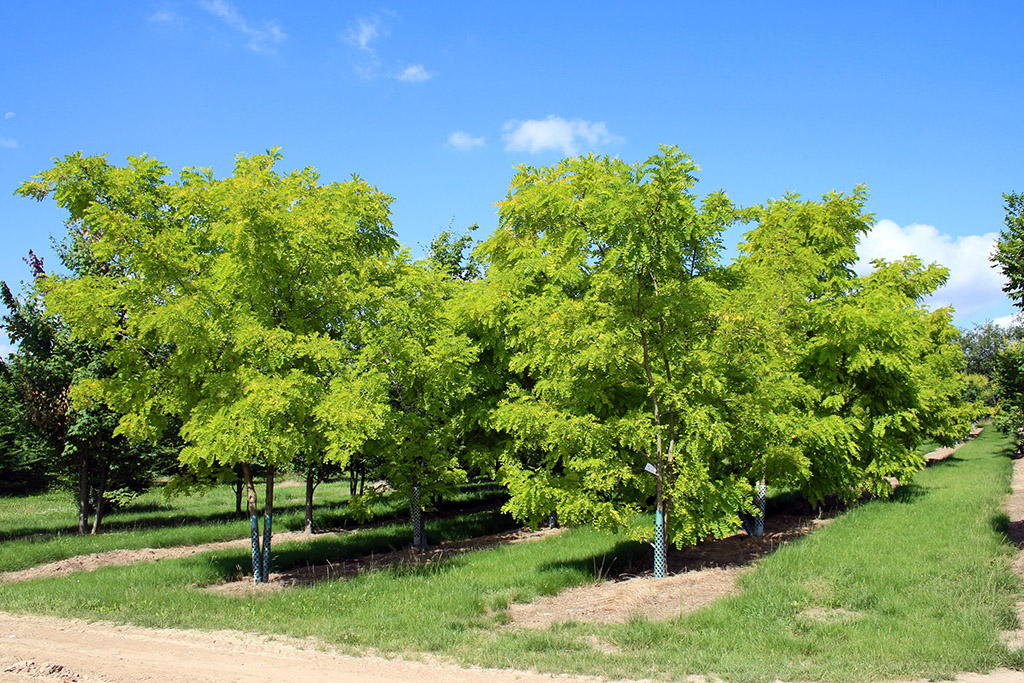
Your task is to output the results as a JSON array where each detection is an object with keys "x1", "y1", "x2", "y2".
[
  {"x1": 396, "y1": 64, "x2": 431, "y2": 83},
  {"x1": 149, "y1": 8, "x2": 182, "y2": 26},
  {"x1": 343, "y1": 14, "x2": 430, "y2": 83},
  {"x1": 503, "y1": 116, "x2": 621, "y2": 155},
  {"x1": 448, "y1": 131, "x2": 485, "y2": 151},
  {"x1": 855, "y1": 219, "x2": 1007, "y2": 322},
  {"x1": 198, "y1": 0, "x2": 285, "y2": 54},
  {"x1": 4, "y1": 112, "x2": 14, "y2": 120},
  {"x1": 0, "y1": 138, "x2": 17, "y2": 149},
  {"x1": 344, "y1": 16, "x2": 383, "y2": 52}
]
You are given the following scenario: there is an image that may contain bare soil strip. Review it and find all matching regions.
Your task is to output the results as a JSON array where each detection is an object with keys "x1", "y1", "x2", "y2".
[
  {"x1": 0, "y1": 530, "x2": 316, "y2": 585},
  {"x1": 924, "y1": 426, "x2": 984, "y2": 466},
  {"x1": 1, "y1": 500, "x2": 504, "y2": 586},
  {"x1": 4, "y1": 435, "x2": 973, "y2": 588},
  {"x1": 0, "y1": 612, "x2": 653, "y2": 683},
  {"x1": 1000, "y1": 445, "x2": 1024, "y2": 652},
  {"x1": 509, "y1": 514, "x2": 829, "y2": 629}
]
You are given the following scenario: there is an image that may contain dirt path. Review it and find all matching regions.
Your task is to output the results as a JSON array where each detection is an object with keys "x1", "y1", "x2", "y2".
[
  {"x1": 1000, "y1": 448, "x2": 1024, "y2": 654},
  {"x1": 0, "y1": 530, "x2": 317, "y2": 585},
  {"x1": 509, "y1": 515, "x2": 830, "y2": 629},
  {"x1": 0, "y1": 612, "x2": 656, "y2": 683}
]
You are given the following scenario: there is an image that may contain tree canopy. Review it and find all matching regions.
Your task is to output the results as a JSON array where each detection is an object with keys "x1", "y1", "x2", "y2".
[{"x1": 9, "y1": 144, "x2": 973, "y2": 578}]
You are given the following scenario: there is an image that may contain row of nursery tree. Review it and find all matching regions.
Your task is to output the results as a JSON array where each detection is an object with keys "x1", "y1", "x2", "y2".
[{"x1": 1, "y1": 146, "x2": 986, "y2": 580}]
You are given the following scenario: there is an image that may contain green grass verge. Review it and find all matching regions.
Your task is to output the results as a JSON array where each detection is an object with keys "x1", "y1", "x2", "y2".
[{"x1": 0, "y1": 430, "x2": 1020, "y2": 682}]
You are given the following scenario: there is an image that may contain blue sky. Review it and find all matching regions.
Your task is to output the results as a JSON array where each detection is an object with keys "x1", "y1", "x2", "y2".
[{"x1": 1, "y1": 2, "x2": 1022, "y2": 354}]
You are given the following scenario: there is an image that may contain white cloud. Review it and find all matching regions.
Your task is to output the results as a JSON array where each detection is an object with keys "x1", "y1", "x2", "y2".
[
  {"x1": 149, "y1": 9, "x2": 181, "y2": 25},
  {"x1": 855, "y1": 219, "x2": 1007, "y2": 320},
  {"x1": 448, "y1": 131, "x2": 485, "y2": 151},
  {"x1": 0, "y1": 137, "x2": 17, "y2": 149},
  {"x1": 993, "y1": 313, "x2": 1021, "y2": 328},
  {"x1": 344, "y1": 17, "x2": 383, "y2": 52},
  {"x1": 198, "y1": 0, "x2": 285, "y2": 53},
  {"x1": 4, "y1": 112, "x2": 14, "y2": 120},
  {"x1": 343, "y1": 16, "x2": 430, "y2": 83},
  {"x1": 502, "y1": 116, "x2": 620, "y2": 155},
  {"x1": 0, "y1": 342, "x2": 16, "y2": 358},
  {"x1": 396, "y1": 64, "x2": 431, "y2": 83}
]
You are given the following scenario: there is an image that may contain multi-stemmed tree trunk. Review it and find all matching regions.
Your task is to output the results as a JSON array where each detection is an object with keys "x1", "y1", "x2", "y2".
[
  {"x1": 242, "y1": 463, "x2": 276, "y2": 583},
  {"x1": 76, "y1": 448, "x2": 90, "y2": 535}
]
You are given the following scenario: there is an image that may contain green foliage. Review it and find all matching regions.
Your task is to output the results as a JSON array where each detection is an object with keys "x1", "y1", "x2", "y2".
[
  {"x1": 993, "y1": 192, "x2": 1024, "y2": 310},
  {"x1": 427, "y1": 222, "x2": 484, "y2": 281},
  {"x1": 961, "y1": 320, "x2": 1024, "y2": 381},
  {"x1": 478, "y1": 146, "x2": 751, "y2": 546},
  {"x1": 990, "y1": 194, "x2": 1024, "y2": 445},
  {"x1": 0, "y1": 368, "x2": 49, "y2": 493},
  {"x1": 480, "y1": 148, "x2": 970, "y2": 548},
  {"x1": 995, "y1": 341, "x2": 1024, "y2": 440},
  {"x1": 360, "y1": 260, "x2": 480, "y2": 500},
  {"x1": 0, "y1": 248, "x2": 172, "y2": 514},
  {"x1": 34, "y1": 149, "x2": 398, "y2": 481},
  {"x1": 732, "y1": 190, "x2": 971, "y2": 503}
]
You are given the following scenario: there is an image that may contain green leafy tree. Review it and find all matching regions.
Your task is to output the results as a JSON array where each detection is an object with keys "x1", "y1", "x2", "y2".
[
  {"x1": 358, "y1": 259, "x2": 480, "y2": 550},
  {"x1": 992, "y1": 192, "x2": 1024, "y2": 444},
  {"x1": 1, "y1": 247, "x2": 169, "y2": 529},
  {"x1": 993, "y1": 192, "x2": 1024, "y2": 309},
  {"x1": 427, "y1": 222, "x2": 484, "y2": 281},
  {"x1": 29, "y1": 149, "x2": 396, "y2": 581},
  {"x1": 478, "y1": 147, "x2": 747, "y2": 575},
  {"x1": 732, "y1": 189, "x2": 970, "y2": 505},
  {"x1": 960, "y1": 320, "x2": 1023, "y2": 382},
  {"x1": 995, "y1": 341, "x2": 1024, "y2": 444},
  {"x1": 0, "y1": 359, "x2": 50, "y2": 494}
]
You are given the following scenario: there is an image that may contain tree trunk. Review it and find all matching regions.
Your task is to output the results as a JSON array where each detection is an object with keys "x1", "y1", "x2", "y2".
[
  {"x1": 234, "y1": 465, "x2": 244, "y2": 519},
  {"x1": 76, "y1": 446, "x2": 90, "y2": 536},
  {"x1": 304, "y1": 466, "x2": 315, "y2": 534},
  {"x1": 411, "y1": 485, "x2": 427, "y2": 552},
  {"x1": 753, "y1": 479, "x2": 766, "y2": 538},
  {"x1": 262, "y1": 466, "x2": 275, "y2": 581},
  {"x1": 241, "y1": 462, "x2": 262, "y2": 583},
  {"x1": 640, "y1": 327, "x2": 668, "y2": 578},
  {"x1": 90, "y1": 460, "x2": 108, "y2": 535}
]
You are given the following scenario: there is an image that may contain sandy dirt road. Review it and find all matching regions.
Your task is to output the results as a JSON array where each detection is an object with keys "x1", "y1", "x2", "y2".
[
  {"x1": 3, "y1": 611, "x2": 1023, "y2": 683},
  {"x1": 0, "y1": 612, "x2": 647, "y2": 683}
]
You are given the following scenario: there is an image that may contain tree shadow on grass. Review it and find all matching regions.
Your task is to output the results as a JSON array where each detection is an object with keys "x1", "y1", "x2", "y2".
[
  {"x1": 537, "y1": 513, "x2": 835, "y2": 582},
  {"x1": 890, "y1": 482, "x2": 928, "y2": 504},
  {"x1": 1, "y1": 488, "x2": 508, "y2": 544},
  {"x1": 200, "y1": 509, "x2": 522, "y2": 592},
  {"x1": 990, "y1": 512, "x2": 1021, "y2": 548}
]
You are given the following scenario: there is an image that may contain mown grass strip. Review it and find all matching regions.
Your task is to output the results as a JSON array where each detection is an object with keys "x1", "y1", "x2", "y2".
[
  {"x1": 0, "y1": 481, "x2": 504, "y2": 572},
  {"x1": 0, "y1": 431, "x2": 1018, "y2": 683}
]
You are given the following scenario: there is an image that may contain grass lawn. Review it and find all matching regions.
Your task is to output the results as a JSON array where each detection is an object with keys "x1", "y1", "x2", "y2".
[
  {"x1": 0, "y1": 479, "x2": 505, "y2": 572},
  {"x1": 0, "y1": 429, "x2": 1021, "y2": 682}
]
